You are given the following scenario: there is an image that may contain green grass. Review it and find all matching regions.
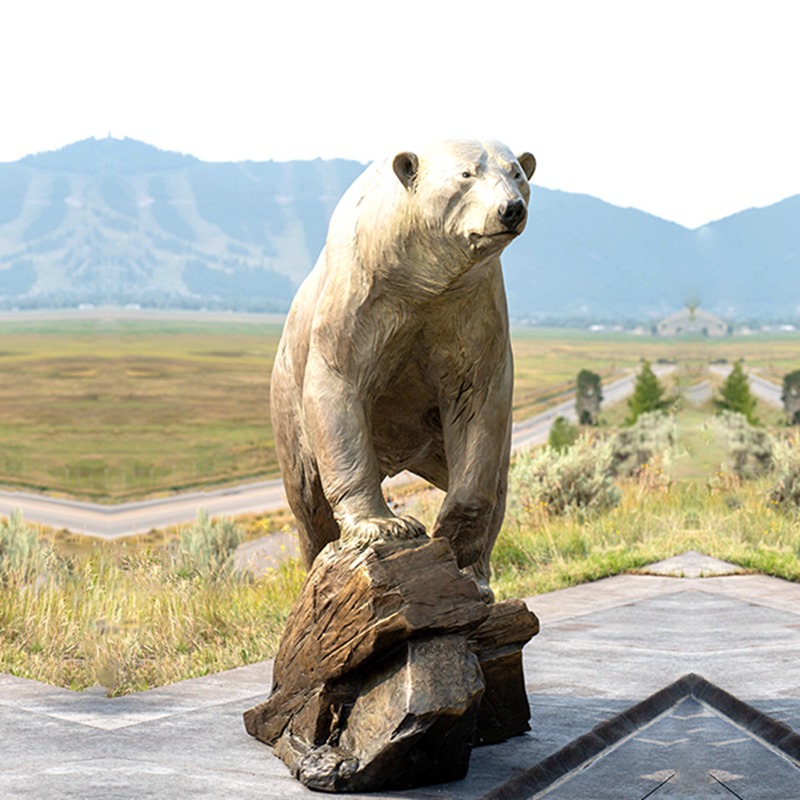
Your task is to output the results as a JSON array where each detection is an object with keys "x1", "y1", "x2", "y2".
[
  {"x1": 491, "y1": 479, "x2": 800, "y2": 599},
  {"x1": 0, "y1": 319, "x2": 281, "y2": 500},
  {"x1": 670, "y1": 406, "x2": 728, "y2": 482}
]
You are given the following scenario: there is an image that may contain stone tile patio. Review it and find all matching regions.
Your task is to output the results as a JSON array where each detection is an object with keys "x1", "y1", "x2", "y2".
[{"x1": 1, "y1": 552, "x2": 798, "y2": 798}]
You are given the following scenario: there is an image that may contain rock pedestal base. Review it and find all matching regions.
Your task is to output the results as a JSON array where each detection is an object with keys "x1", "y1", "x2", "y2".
[{"x1": 243, "y1": 536, "x2": 538, "y2": 792}]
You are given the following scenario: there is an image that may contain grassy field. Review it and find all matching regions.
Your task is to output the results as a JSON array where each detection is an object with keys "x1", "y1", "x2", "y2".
[
  {"x1": 0, "y1": 320, "x2": 651, "y2": 499},
  {"x1": 0, "y1": 318, "x2": 280, "y2": 501},
  {"x1": 2, "y1": 318, "x2": 798, "y2": 501}
]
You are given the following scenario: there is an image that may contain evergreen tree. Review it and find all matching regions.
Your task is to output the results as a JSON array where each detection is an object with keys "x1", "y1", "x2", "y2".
[
  {"x1": 714, "y1": 360, "x2": 758, "y2": 425},
  {"x1": 626, "y1": 360, "x2": 669, "y2": 425}
]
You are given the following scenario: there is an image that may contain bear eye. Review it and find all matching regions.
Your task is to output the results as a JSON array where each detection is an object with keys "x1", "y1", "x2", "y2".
[
  {"x1": 513, "y1": 169, "x2": 523, "y2": 180},
  {"x1": 461, "y1": 170, "x2": 473, "y2": 179}
]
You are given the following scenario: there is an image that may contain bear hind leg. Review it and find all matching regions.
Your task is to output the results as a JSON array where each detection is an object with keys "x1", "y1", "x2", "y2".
[{"x1": 284, "y1": 455, "x2": 340, "y2": 567}]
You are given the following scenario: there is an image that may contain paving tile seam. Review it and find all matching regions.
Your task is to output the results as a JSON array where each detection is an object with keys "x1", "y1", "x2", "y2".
[
  {"x1": 0, "y1": 753, "x2": 113, "y2": 767},
  {"x1": 531, "y1": 598, "x2": 686, "y2": 624},
  {"x1": 0, "y1": 689, "x2": 270, "y2": 712},
  {"x1": 535, "y1": 573, "x2": 800, "y2": 593},
  {"x1": 533, "y1": 588, "x2": 800, "y2": 623},
  {"x1": 26, "y1": 759, "x2": 267, "y2": 776},
  {"x1": 525, "y1": 579, "x2": 760, "y2": 624},
  {"x1": 0, "y1": 703, "x2": 256, "y2": 731},
  {"x1": 534, "y1": 641, "x2": 800, "y2": 655}
]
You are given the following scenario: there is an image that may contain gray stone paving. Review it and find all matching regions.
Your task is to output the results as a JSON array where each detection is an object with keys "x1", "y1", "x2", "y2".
[{"x1": 1, "y1": 552, "x2": 799, "y2": 798}]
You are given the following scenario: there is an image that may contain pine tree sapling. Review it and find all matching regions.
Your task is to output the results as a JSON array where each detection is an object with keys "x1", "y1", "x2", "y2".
[
  {"x1": 626, "y1": 360, "x2": 669, "y2": 425},
  {"x1": 714, "y1": 360, "x2": 758, "y2": 425}
]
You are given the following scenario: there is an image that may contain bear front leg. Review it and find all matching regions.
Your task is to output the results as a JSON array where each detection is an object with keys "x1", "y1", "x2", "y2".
[
  {"x1": 302, "y1": 353, "x2": 426, "y2": 551},
  {"x1": 431, "y1": 363, "x2": 513, "y2": 602}
]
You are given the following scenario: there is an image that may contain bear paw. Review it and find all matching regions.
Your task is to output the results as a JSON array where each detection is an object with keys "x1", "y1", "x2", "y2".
[{"x1": 340, "y1": 514, "x2": 427, "y2": 552}]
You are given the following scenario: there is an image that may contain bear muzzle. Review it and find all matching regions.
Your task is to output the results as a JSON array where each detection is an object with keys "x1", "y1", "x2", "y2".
[{"x1": 498, "y1": 198, "x2": 526, "y2": 232}]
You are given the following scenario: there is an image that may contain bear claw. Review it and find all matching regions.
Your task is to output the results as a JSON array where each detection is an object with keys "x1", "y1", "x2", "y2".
[{"x1": 340, "y1": 514, "x2": 428, "y2": 552}]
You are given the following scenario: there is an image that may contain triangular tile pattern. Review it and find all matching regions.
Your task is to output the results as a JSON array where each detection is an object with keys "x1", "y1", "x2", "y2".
[{"x1": 481, "y1": 675, "x2": 800, "y2": 799}]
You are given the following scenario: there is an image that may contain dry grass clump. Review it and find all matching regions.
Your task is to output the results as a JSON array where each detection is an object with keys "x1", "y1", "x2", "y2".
[
  {"x1": 766, "y1": 433, "x2": 800, "y2": 513},
  {"x1": 0, "y1": 512, "x2": 305, "y2": 695}
]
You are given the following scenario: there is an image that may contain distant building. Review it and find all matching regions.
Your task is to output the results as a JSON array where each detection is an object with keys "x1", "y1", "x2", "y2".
[{"x1": 656, "y1": 307, "x2": 728, "y2": 337}]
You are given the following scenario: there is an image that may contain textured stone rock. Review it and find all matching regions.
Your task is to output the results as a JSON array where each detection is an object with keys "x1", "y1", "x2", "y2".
[
  {"x1": 470, "y1": 599, "x2": 540, "y2": 745},
  {"x1": 278, "y1": 635, "x2": 485, "y2": 792},
  {"x1": 244, "y1": 536, "x2": 540, "y2": 790},
  {"x1": 244, "y1": 536, "x2": 494, "y2": 790}
]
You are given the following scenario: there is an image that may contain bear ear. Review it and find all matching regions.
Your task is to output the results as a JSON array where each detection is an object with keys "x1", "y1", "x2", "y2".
[
  {"x1": 518, "y1": 152, "x2": 536, "y2": 180},
  {"x1": 393, "y1": 152, "x2": 419, "y2": 190}
]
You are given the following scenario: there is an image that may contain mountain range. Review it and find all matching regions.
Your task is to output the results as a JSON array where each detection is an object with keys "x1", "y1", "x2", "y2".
[{"x1": 1, "y1": 137, "x2": 798, "y2": 321}]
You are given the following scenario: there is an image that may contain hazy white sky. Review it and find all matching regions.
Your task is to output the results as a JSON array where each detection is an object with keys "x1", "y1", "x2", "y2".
[{"x1": 3, "y1": 0, "x2": 799, "y2": 228}]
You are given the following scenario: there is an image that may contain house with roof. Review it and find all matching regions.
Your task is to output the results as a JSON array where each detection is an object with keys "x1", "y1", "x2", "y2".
[{"x1": 656, "y1": 307, "x2": 729, "y2": 337}]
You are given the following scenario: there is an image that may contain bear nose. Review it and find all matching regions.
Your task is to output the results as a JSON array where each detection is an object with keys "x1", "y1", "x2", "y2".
[{"x1": 498, "y1": 199, "x2": 526, "y2": 231}]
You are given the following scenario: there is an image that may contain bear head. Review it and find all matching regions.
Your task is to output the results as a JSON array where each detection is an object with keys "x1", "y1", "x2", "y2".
[{"x1": 392, "y1": 139, "x2": 536, "y2": 263}]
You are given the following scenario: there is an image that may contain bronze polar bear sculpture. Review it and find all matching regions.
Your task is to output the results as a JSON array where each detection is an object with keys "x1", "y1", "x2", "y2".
[{"x1": 271, "y1": 139, "x2": 535, "y2": 600}]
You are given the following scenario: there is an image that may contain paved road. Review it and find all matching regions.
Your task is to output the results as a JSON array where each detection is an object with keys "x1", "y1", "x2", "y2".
[
  {"x1": 0, "y1": 482, "x2": 289, "y2": 540},
  {"x1": 681, "y1": 379, "x2": 712, "y2": 406},
  {"x1": 745, "y1": 371, "x2": 783, "y2": 407},
  {"x1": 0, "y1": 368, "x2": 674, "y2": 540}
]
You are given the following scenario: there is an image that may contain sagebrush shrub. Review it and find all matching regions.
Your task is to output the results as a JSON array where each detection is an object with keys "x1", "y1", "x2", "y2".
[
  {"x1": 548, "y1": 415, "x2": 579, "y2": 452},
  {"x1": 0, "y1": 510, "x2": 47, "y2": 581},
  {"x1": 767, "y1": 436, "x2": 800, "y2": 511},
  {"x1": 610, "y1": 411, "x2": 676, "y2": 477},
  {"x1": 713, "y1": 411, "x2": 773, "y2": 478},
  {"x1": 178, "y1": 509, "x2": 244, "y2": 579},
  {"x1": 508, "y1": 435, "x2": 621, "y2": 523}
]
